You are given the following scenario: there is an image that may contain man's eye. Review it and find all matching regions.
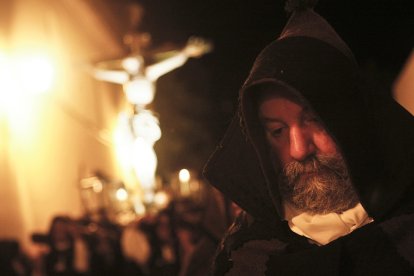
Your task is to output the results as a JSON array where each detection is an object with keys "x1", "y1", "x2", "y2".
[{"x1": 270, "y1": 128, "x2": 285, "y2": 137}]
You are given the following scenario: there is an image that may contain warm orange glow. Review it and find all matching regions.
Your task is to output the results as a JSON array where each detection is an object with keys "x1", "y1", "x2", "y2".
[
  {"x1": 0, "y1": 51, "x2": 17, "y2": 111},
  {"x1": 0, "y1": 51, "x2": 55, "y2": 98},
  {"x1": 0, "y1": 0, "x2": 138, "y2": 250}
]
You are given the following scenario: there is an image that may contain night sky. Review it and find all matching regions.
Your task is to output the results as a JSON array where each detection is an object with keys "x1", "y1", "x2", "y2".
[
  {"x1": 142, "y1": 0, "x2": 414, "y2": 107},
  {"x1": 134, "y1": 0, "x2": 414, "y2": 176}
]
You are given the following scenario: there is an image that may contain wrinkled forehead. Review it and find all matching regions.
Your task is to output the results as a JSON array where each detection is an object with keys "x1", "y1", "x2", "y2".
[{"x1": 251, "y1": 81, "x2": 312, "y2": 113}]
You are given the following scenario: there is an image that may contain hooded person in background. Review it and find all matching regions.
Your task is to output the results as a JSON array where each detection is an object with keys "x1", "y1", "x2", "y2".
[{"x1": 203, "y1": 0, "x2": 414, "y2": 275}]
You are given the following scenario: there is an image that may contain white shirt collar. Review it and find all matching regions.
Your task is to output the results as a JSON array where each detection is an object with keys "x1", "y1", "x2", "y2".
[{"x1": 284, "y1": 202, "x2": 374, "y2": 245}]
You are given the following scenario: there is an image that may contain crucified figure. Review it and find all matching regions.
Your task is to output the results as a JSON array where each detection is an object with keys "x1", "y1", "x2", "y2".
[
  {"x1": 89, "y1": 31, "x2": 213, "y2": 203},
  {"x1": 91, "y1": 36, "x2": 213, "y2": 107}
]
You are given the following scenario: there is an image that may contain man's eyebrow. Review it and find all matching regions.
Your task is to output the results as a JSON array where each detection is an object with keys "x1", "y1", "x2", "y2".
[
  {"x1": 301, "y1": 105, "x2": 313, "y2": 113},
  {"x1": 260, "y1": 117, "x2": 285, "y2": 124}
]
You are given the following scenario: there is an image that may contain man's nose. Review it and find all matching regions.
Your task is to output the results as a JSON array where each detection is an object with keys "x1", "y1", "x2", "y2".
[{"x1": 289, "y1": 127, "x2": 316, "y2": 161}]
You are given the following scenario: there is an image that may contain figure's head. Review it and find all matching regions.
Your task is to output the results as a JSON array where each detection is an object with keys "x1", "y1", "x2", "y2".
[
  {"x1": 48, "y1": 216, "x2": 72, "y2": 243},
  {"x1": 257, "y1": 86, "x2": 359, "y2": 214}
]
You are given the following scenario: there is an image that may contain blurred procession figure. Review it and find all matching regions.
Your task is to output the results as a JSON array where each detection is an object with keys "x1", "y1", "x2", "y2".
[
  {"x1": 30, "y1": 214, "x2": 124, "y2": 276},
  {"x1": 121, "y1": 206, "x2": 182, "y2": 275},
  {"x1": 42, "y1": 216, "x2": 90, "y2": 276},
  {"x1": 121, "y1": 187, "x2": 238, "y2": 276},
  {"x1": 203, "y1": 0, "x2": 414, "y2": 275}
]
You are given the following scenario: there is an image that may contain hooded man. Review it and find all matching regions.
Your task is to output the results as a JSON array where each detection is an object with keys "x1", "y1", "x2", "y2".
[{"x1": 203, "y1": 1, "x2": 414, "y2": 275}]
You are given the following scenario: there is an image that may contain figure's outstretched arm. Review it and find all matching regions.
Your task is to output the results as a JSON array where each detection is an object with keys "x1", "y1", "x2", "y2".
[
  {"x1": 92, "y1": 68, "x2": 130, "y2": 84},
  {"x1": 145, "y1": 52, "x2": 188, "y2": 82},
  {"x1": 182, "y1": 36, "x2": 213, "y2": 58},
  {"x1": 145, "y1": 36, "x2": 213, "y2": 82},
  {"x1": 84, "y1": 57, "x2": 139, "y2": 84}
]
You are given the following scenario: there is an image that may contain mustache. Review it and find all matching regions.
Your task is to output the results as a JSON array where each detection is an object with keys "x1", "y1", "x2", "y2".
[{"x1": 282, "y1": 154, "x2": 349, "y2": 182}]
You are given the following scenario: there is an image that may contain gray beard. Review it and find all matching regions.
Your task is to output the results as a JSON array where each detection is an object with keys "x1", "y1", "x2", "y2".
[{"x1": 278, "y1": 154, "x2": 359, "y2": 215}]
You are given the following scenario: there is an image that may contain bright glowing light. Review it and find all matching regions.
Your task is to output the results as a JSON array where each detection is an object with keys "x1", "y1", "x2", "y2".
[
  {"x1": 132, "y1": 137, "x2": 157, "y2": 190},
  {"x1": 179, "y1": 169, "x2": 190, "y2": 183},
  {"x1": 114, "y1": 112, "x2": 135, "y2": 169},
  {"x1": 154, "y1": 191, "x2": 170, "y2": 209},
  {"x1": 13, "y1": 53, "x2": 55, "y2": 94},
  {"x1": 0, "y1": 51, "x2": 55, "y2": 113},
  {"x1": 143, "y1": 190, "x2": 155, "y2": 204},
  {"x1": 113, "y1": 112, "x2": 139, "y2": 192},
  {"x1": 0, "y1": 52, "x2": 18, "y2": 110},
  {"x1": 132, "y1": 196, "x2": 146, "y2": 215},
  {"x1": 123, "y1": 77, "x2": 154, "y2": 106},
  {"x1": 116, "y1": 188, "x2": 128, "y2": 201},
  {"x1": 0, "y1": 53, "x2": 21, "y2": 110},
  {"x1": 0, "y1": 50, "x2": 57, "y2": 141},
  {"x1": 179, "y1": 169, "x2": 191, "y2": 196}
]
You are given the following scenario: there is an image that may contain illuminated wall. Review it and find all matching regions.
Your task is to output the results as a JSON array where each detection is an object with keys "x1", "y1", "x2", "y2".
[
  {"x1": 394, "y1": 50, "x2": 414, "y2": 115},
  {"x1": 0, "y1": 0, "x2": 128, "y2": 248}
]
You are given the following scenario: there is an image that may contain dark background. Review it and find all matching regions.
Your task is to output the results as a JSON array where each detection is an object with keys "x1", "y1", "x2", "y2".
[{"x1": 132, "y1": 0, "x2": 414, "y2": 178}]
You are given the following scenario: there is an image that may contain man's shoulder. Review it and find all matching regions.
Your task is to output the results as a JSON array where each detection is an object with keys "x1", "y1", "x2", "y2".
[
  {"x1": 378, "y1": 211, "x2": 414, "y2": 267},
  {"x1": 333, "y1": 210, "x2": 414, "y2": 275},
  {"x1": 213, "y1": 211, "x2": 414, "y2": 275}
]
